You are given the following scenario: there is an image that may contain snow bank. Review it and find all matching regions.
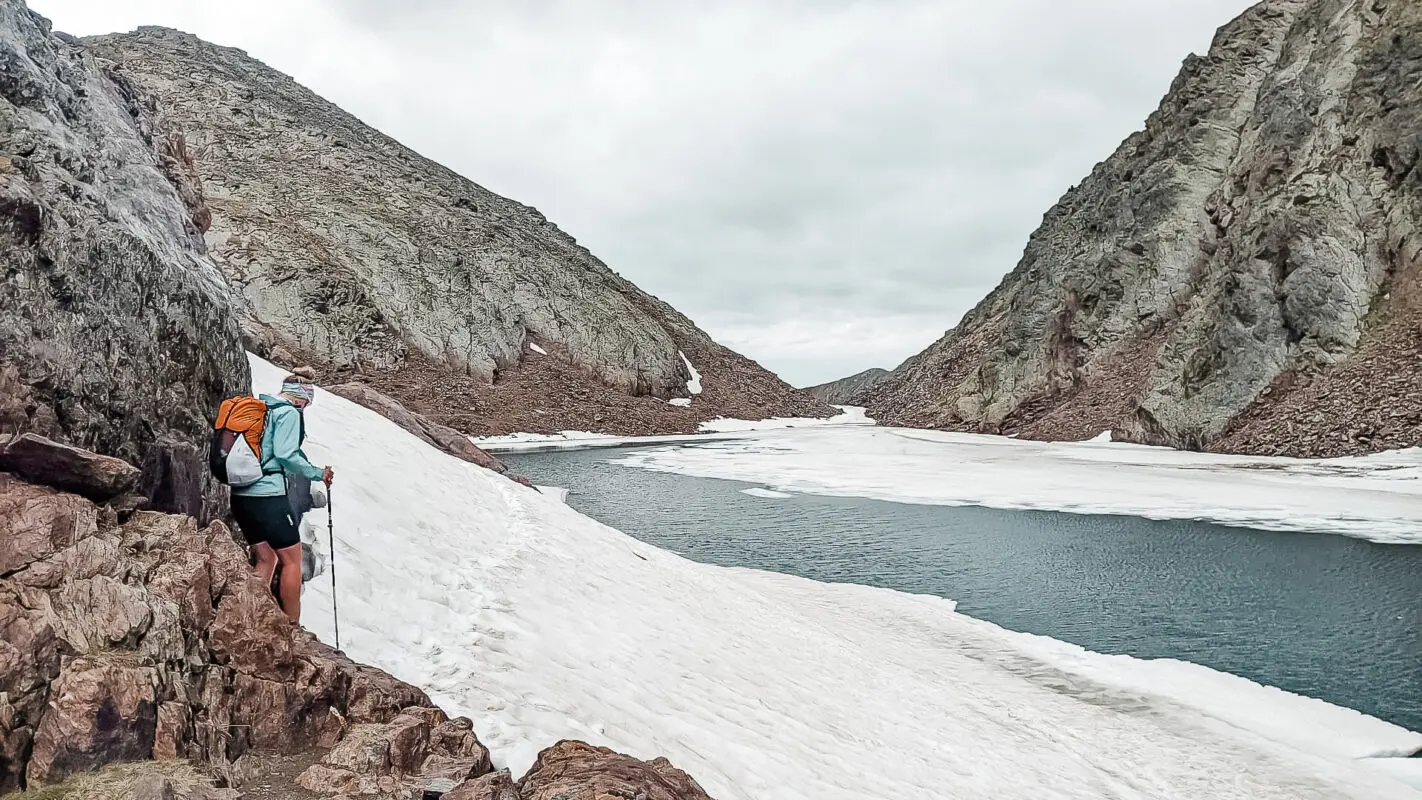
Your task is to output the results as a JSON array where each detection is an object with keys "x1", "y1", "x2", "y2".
[
  {"x1": 1368, "y1": 760, "x2": 1422, "y2": 792},
  {"x1": 473, "y1": 406, "x2": 872, "y2": 454},
  {"x1": 473, "y1": 430, "x2": 618, "y2": 446},
  {"x1": 679, "y1": 351, "x2": 702, "y2": 395},
  {"x1": 617, "y1": 426, "x2": 1422, "y2": 544},
  {"x1": 698, "y1": 405, "x2": 873, "y2": 433},
  {"x1": 258, "y1": 355, "x2": 1420, "y2": 799},
  {"x1": 473, "y1": 431, "x2": 722, "y2": 454},
  {"x1": 472, "y1": 408, "x2": 871, "y2": 454}
]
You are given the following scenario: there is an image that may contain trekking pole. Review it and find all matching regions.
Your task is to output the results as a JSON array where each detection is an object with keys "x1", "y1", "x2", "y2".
[{"x1": 327, "y1": 483, "x2": 340, "y2": 651}]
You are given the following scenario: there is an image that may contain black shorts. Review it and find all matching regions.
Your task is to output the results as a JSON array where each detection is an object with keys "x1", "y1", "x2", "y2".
[{"x1": 230, "y1": 494, "x2": 301, "y2": 550}]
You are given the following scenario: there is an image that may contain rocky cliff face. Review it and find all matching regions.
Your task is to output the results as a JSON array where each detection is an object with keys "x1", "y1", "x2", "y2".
[
  {"x1": 803, "y1": 368, "x2": 889, "y2": 406},
  {"x1": 865, "y1": 0, "x2": 1421, "y2": 457},
  {"x1": 0, "y1": 454, "x2": 435, "y2": 792},
  {"x1": 83, "y1": 28, "x2": 831, "y2": 436},
  {"x1": 0, "y1": 1, "x2": 249, "y2": 517},
  {"x1": 1, "y1": 440, "x2": 715, "y2": 799}
]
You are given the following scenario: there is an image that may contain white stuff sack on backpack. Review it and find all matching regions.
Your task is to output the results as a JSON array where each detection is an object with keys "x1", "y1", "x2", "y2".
[{"x1": 224, "y1": 434, "x2": 264, "y2": 487}]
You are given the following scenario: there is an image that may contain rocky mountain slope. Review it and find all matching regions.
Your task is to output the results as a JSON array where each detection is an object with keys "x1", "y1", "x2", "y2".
[
  {"x1": 803, "y1": 368, "x2": 889, "y2": 405},
  {"x1": 83, "y1": 27, "x2": 831, "y2": 436},
  {"x1": 0, "y1": 1, "x2": 248, "y2": 519},
  {"x1": 862, "y1": 0, "x2": 1421, "y2": 457}
]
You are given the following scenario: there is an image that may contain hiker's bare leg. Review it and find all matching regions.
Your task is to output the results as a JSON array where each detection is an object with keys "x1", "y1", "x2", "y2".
[
  {"x1": 276, "y1": 544, "x2": 303, "y2": 623},
  {"x1": 254, "y1": 543, "x2": 278, "y2": 587}
]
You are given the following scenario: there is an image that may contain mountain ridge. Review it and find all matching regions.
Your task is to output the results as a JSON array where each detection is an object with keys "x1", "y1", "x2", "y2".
[
  {"x1": 863, "y1": 0, "x2": 1421, "y2": 457},
  {"x1": 85, "y1": 26, "x2": 832, "y2": 437},
  {"x1": 803, "y1": 368, "x2": 889, "y2": 405}
]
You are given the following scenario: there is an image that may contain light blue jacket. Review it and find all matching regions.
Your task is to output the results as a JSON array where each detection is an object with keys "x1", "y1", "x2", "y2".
[{"x1": 233, "y1": 395, "x2": 325, "y2": 497}]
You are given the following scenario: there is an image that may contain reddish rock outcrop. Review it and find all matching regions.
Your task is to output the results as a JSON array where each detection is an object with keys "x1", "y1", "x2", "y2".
[
  {"x1": 0, "y1": 469, "x2": 437, "y2": 791},
  {"x1": 295, "y1": 706, "x2": 492, "y2": 796},
  {"x1": 0, "y1": 434, "x2": 141, "y2": 503},
  {"x1": 26, "y1": 657, "x2": 159, "y2": 784},
  {"x1": 516, "y1": 741, "x2": 714, "y2": 800},
  {"x1": 444, "y1": 770, "x2": 519, "y2": 800}
]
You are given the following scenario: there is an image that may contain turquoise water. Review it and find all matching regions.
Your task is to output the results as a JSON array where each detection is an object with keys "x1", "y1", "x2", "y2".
[{"x1": 508, "y1": 447, "x2": 1422, "y2": 734}]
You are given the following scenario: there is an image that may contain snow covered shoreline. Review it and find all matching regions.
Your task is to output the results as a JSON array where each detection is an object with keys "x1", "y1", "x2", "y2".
[
  {"x1": 615, "y1": 426, "x2": 1422, "y2": 545},
  {"x1": 473, "y1": 405, "x2": 873, "y2": 454},
  {"x1": 261, "y1": 354, "x2": 1421, "y2": 798}
]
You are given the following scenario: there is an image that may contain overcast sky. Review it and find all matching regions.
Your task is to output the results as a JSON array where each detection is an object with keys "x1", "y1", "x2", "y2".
[{"x1": 36, "y1": 0, "x2": 1254, "y2": 386}]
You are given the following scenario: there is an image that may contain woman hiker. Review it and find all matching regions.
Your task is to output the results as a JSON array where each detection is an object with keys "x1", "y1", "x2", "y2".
[{"x1": 229, "y1": 373, "x2": 334, "y2": 624}]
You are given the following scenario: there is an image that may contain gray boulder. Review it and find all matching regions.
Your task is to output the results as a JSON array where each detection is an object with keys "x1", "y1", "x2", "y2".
[{"x1": 0, "y1": 2, "x2": 248, "y2": 519}]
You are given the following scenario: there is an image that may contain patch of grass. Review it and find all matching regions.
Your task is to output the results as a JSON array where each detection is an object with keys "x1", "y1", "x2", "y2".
[{"x1": 6, "y1": 760, "x2": 211, "y2": 800}]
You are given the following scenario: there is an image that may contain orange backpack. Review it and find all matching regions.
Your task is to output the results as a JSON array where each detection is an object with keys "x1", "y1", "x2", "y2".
[{"x1": 210, "y1": 396, "x2": 270, "y2": 487}]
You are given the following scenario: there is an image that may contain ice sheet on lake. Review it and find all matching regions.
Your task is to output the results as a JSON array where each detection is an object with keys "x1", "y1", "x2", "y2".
[
  {"x1": 472, "y1": 407, "x2": 873, "y2": 454},
  {"x1": 475, "y1": 430, "x2": 733, "y2": 454},
  {"x1": 698, "y1": 405, "x2": 874, "y2": 432},
  {"x1": 473, "y1": 430, "x2": 618, "y2": 446},
  {"x1": 253, "y1": 355, "x2": 1420, "y2": 799},
  {"x1": 616, "y1": 426, "x2": 1422, "y2": 544}
]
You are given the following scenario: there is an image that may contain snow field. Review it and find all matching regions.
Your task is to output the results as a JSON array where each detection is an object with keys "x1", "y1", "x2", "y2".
[{"x1": 255, "y1": 355, "x2": 1420, "y2": 799}]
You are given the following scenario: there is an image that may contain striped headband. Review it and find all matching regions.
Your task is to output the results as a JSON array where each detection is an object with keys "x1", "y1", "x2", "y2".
[{"x1": 281, "y1": 380, "x2": 315, "y2": 403}]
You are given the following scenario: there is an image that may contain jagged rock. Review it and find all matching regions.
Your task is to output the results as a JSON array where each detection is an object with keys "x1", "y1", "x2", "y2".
[
  {"x1": 296, "y1": 707, "x2": 491, "y2": 795},
  {"x1": 444, "y1": 769, "x2": 518, "y2": 800},
  {"x1": 0, "y1": 464, "x2": 438, "y2": 791},
  {"x1": 864, "y1": 0, "x2": 1422, "y2": 457},
  {"x1": 516, "y1": 741, "x2": 714, "y2": 800},
  {"x1": 325, "y1": 383, "x2": 509, "y2": 474},
  {"x1": 0, "y1": 472, "x2": 100, "y2": 576},
  {"x1": 82, "y1": 27, "x2": 833, "y2": 438},
  {"x1": 26, "y1": 657, "x2": 159, "y2": 785},
  {"x1": 802, "y1": 367, "x2": 890, "y2": 405},
  {"x1": 0, "y1": 2, "x2": 248, "y2": 520},
  {"x1": 0, "y1": 433, "x2": 141, "y2": 502}
]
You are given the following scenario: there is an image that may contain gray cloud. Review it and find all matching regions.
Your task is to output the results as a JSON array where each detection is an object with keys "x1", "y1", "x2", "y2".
[{"x1": 35, "y1": 0, "x2": 1256, "y2": 385}]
